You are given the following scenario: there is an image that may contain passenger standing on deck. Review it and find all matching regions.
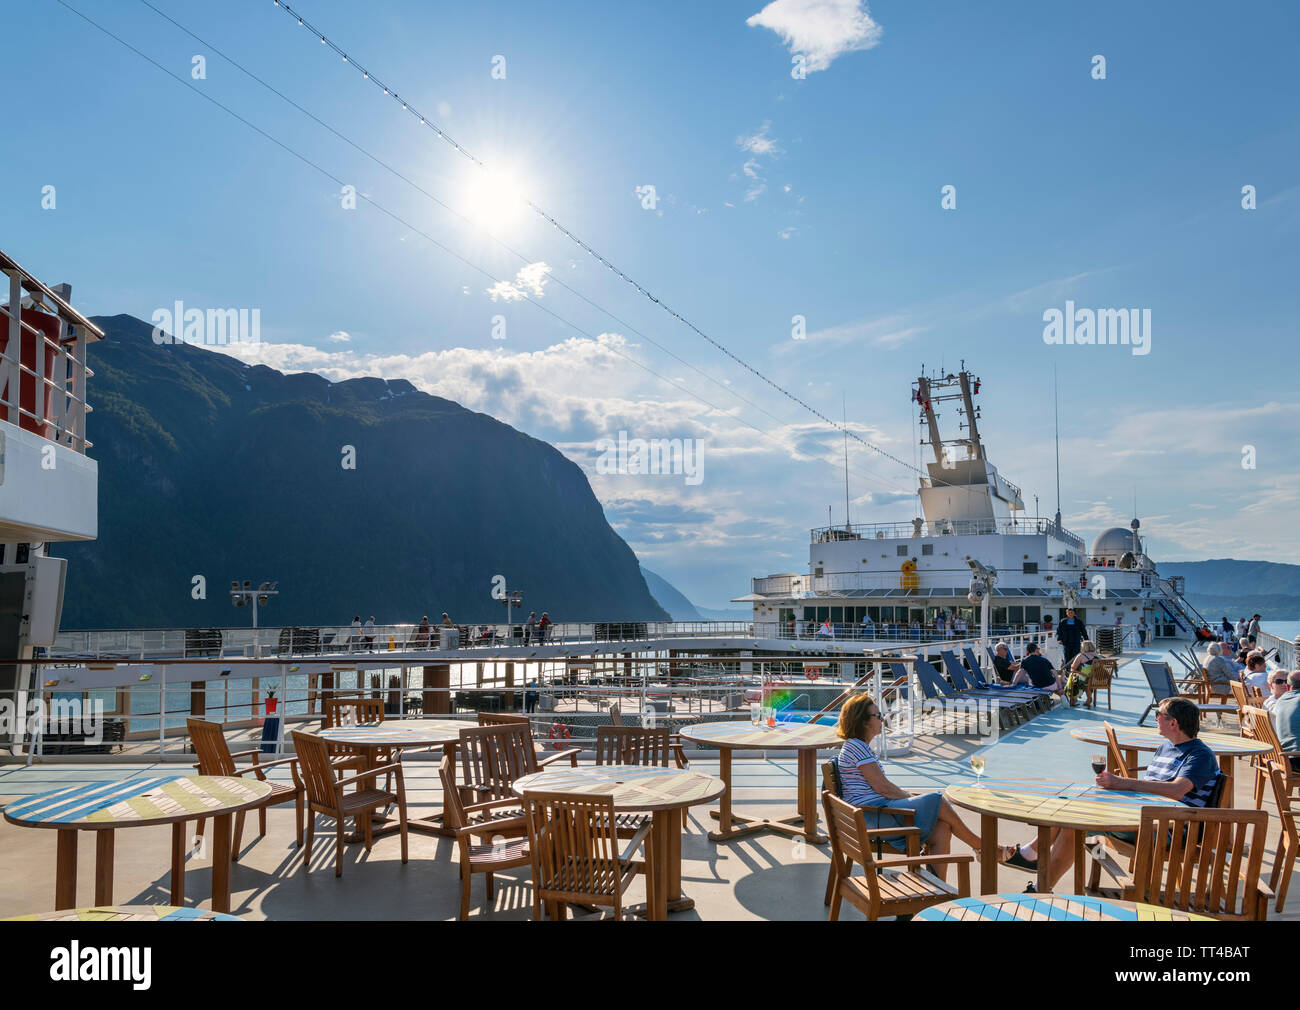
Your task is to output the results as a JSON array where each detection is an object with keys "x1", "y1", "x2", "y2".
[
  {"x1": 1138, "y1": 617, "x2": 1148, "y2": 647},
  {"x1": 860, "y1": 612, "x2": 874, "y2": 639},
  {"x1": 835, "y1": 693, "x2": 985, "y2": 882},
  {"x1": 363, "y1": 616, "x2": 376, "y2": 650},
  {"x1": 525, "y1": 611, "x2": 538, "y2": 644},
  {"x1": 415, "y1": 615, "x2": 430, "y2": 648},
  {"x1": 349, "y1": 615, "x2": 362, "y2": 652},
  {"x1": 1236, "y1": 617, "x2": 1248, "y2": 639},
  {"x1": 538, "y1": 612, "x2": 552, "y2": 642},
  {"x1": 1248, "y1": 614, "x2": 1262, "y2": 639},
  {"x1": 1056, "y1": 608, "x2": 1086, "y2": 666}
]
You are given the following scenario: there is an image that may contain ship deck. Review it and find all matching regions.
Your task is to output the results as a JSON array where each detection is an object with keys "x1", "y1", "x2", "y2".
[{"x1": 1, "y1": 646, "x2": 1293, "y2": 921}]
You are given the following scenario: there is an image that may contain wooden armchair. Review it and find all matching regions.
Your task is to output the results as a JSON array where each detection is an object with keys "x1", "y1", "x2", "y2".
[
  {"x1": 291, "y1": 730, "x2": 408, "y2": 877},
  {"x1": 1110, "y1": 806, "x2": 1272, "y2": 921},
  {"x1": 459, "y1": 723, "x2": 573, "y2": 809},
  {"x1": 478, "y1": 711, "x2": 579, "y2": 769},
  {"x1": 608, "y1": 702, "x2": 689, "y2": 768},
  {"x1": 187, "y1": 717, "x2": 303, "y2": 856},
  {"x1": 820, "y1": 760, "x2": 922, "y2": 905},
  {"x1": 1084, "y1": 658, "x2": 1116, "y2": 710},
  {"x1": 822, "y1": 791, "x2": 970, "y2": 921},
  {"x1": 1240, "y1": 706, "x2": 1300, "y2": 809},
  {"x1": 439, "y1": 754, "x2": 531, "y2": 920},
  {"x1": 524, "y1": 791, "x2": 649, "y2": 921},
  {"x1": 1200, "y1": 668, "x2": 1234, "y2": 707},
  {"x1": 1231, "y1": 680, "x2": 1263, "y2": 714},
  {"x1": 1103, "y1": 722, "x2": 1141, "y2": 777},
  {"x1": 1266, "y1": 760, "x2": 1298, "y2": 913}
]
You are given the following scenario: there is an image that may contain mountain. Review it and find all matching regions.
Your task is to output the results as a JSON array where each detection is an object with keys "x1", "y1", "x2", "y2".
[
  {"x1": 640, "y1": 568, "x2": 702, "y2": 621},
  {"x1": 51, "y1": 314, "x2": 669, "y2": 628},
  {"x1": 1160, "y1": 560, "x2": 1300, "y2": 622}
]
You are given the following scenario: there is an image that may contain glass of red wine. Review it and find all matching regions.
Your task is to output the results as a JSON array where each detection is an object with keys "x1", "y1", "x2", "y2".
[{"x1": 1091, "y1": 754, "x2": 1106, "y2": 775}]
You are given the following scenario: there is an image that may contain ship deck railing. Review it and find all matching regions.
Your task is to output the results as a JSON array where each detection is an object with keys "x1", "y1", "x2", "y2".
[{"x1": 808, "y1": 516, "x2": 1085, "y2": 551}]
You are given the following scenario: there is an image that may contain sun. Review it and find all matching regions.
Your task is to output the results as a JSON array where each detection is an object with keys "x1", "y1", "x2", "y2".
[{"x1": 459, "y1": 165, "x2": 531, "y2": 235}]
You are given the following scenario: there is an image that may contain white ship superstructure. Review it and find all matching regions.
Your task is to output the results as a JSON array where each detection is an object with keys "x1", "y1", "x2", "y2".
[{"x1": 742, "y1": 369, "x2": 1205, "y2": 645}]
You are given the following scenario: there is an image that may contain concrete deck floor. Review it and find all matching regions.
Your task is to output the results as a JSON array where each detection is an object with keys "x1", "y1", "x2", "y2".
[{"x1": 1, "y1": 648, "x2": 1294, "y2": 921}]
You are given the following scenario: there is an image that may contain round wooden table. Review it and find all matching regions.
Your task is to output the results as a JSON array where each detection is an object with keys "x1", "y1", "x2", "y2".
[
  {"x1": 4, "y1": 905, "x2": 242, "y2": 922},
  {"x1": 1068, "y1": 725, "x2": 1271, "y2": 807},
  {"x1": 313, "y1": 719, "x2": 480, "y2": 837},
  {"x1": 944, "y1": 777, "x2": 1186, "y2": 896},
  {"x1": 3, "y1": 775, "x2": 272, "y2": 913},
  {"x1": 915, "y1": 892, "x2": 1212, "y2": 922},
  {"x1": 677, "y1": 720, "x2": 841, "y2": 843},
  {"x1": 513, "y1": 765, "x2": 724, "y2": 920}
]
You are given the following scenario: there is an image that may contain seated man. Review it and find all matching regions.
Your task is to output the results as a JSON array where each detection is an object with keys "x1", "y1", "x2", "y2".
[
  {"x1": 1263, "y1": 670, "x2": 1290, "y2": 713},
  {"x1": 990, "y1": 641, "x2": 1020, "y2": 684},
  {"x1": 1242, "y1": 653, "x2": 1269, "y2": 692},
  {"x1": 1203, "y1": 641, "x2": 1238, "y2": 694},
  {"x1": 1272, "y1": 671, "x2": 1300, "y2": 771},
  {"x1": 1001, "y1": 697, "x2": 1220, "y2": 888},
  {"x1": 1011, "y1": 641, "x2": 1061, "y2": 692}
]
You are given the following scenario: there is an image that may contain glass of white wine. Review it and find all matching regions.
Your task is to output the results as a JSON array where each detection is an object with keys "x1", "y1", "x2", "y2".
[{"x1": 970, "y1": 753, "x2": 986, "y2": 786}]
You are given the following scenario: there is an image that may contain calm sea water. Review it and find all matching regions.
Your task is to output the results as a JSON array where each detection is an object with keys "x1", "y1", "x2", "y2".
[{"x1": 1263, "y1": 621, "x2": 1300, "y2": 644}]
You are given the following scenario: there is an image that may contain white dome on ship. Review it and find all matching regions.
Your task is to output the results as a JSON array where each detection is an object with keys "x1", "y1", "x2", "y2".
[{"x1": 1092, "y1": 526, "x2": 1141, "y2": 559}]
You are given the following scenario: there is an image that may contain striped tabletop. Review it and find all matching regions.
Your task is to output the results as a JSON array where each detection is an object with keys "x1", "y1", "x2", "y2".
[
  {"x1": 678, "y1": 720, "x2": 841, "y2": 750},
  {"x1": 5, "y1": 905, "x2": 242, "y2": 922},
  {"x1": 916, "y1": 893, "x2": 1212, "y2": 922},
  {"x1": 513, "y1": 766, "x2": 726, "y2": 812},
  {"x1": 3, "y1": 775, "x2": 273, "y2": 829},
  {"x1": 1069, "y1": 725, "x2": 1271, "y2": 757},
  {"x1": 944, "y1": 778, "x2": 1184, "y2": 831},
  {"x1": 313, "y1": 719, "x2": 480, "y2": 747}
]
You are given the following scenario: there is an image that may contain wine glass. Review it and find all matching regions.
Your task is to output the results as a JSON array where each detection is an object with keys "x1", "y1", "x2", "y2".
[
  {"x1": 970, "y1": 754, "x2": 986, "y2": 786},
  {"x1": 1091, "y1": 754, "x2": 1106, "y2": 776}
]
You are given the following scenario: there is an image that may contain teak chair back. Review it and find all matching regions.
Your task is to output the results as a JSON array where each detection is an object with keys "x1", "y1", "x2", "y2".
[
  {"x1": 1126, "y1": 805, "x2": 1270, "y2": 921},
  {"x1": 478, "y1": 712, "x2": 530, "y2": 728},
  {"x1": 1200, "y1": 668, "x2": 1233, "y2": 706},
  {"x1": 525, "y1": 790, "x2": 646, "y2": 920},
  {"x1": 440, "y1": 753, "x2": 532, "y2": 919},
  {"x1": 460, "y1": 724, "x2": 540, "y2": 802},
  {"x1": 595, "y1": 726, "x2": 671, "y2": 767},
  {"x1": 1085, "y1": 658, "x2": 1116, "y2": 710},
  {"x1": 821, "y1": 791, "x2": 969, "y2": 921},
  {"x1": 323, "y1": 697, "x2": 385, "y2": 727},
  {"x1": 1266, "y1": 759, "x2": 1298, "y2": 913},
  {"x1": 1102, "y1": 722, "x2": 1136, "y2": 777},
  {"x1": 189, "y1": 717, "x2": 239, "y2": 777},
  {"x1": 1239, "y1": 705, "x2": 1300, "y2": 808}
]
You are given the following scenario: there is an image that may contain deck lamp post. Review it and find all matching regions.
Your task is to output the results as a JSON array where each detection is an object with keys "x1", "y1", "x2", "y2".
[
  {"x1": 231, "y1": 580, "x2": 278, "y2": 629},
  {"x1": 967, "y1": 559, "x2": 997, "y2": 661}
]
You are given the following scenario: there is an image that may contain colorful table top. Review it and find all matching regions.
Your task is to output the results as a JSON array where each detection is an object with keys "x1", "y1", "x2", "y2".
[
  {"x1": 915, "y1": 893, "x2": 1212, "y2": 922},
  {"x1": 4, "y1": 905, "x2": 242, "y2": 922},
  {"x1": 314, "y1": 719, "x2": 479, "y2": 747},
  {"x1": 1069, "y1": 725, "x2": 1270, "y2": 757},
  {"x1": 678, "y1": 720, "x2": 841, "y2": 750},
  {"x1": 513, "y1": 766, "x2": 725, "y2": 812},
  {"x1": 4, "y1": 775, "x2": 273, "y2": 829},
  {"x1": 944, "y1": 778, "x2": 1184, "y2": 831}
]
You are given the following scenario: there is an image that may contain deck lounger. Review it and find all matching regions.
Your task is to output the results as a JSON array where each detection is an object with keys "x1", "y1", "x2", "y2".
[
  {"x1": 941, "y1": 650, "x2": 1052, "y2": 710},
  {"x1": 1138, "y1": 659, "x2": 1200, "y2": 726},
  {"x1": 895, "y1": 660, "x2": 1033, "y2": 730},
  {"x1": 917, "y1": 657, "x2": 1044, "y2": 714}
]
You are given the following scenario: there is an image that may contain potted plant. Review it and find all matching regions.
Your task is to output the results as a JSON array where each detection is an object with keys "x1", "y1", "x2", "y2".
[{"x1": 264, "y1": 686, "x2": 278, "y2": 715}]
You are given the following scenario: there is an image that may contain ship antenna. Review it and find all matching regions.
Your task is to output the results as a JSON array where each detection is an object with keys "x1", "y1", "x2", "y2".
[
  {"x1": 842, "y1": 393, "x2": 851, "y2": 532},
  {"x1": 1053, "y1": 364, "x2": 1062, "y2": 528}
]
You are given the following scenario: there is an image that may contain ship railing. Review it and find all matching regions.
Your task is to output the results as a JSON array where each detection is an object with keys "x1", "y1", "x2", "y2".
[
  {"x1": 0, "y1": 253, "x2": 100, "y2": 454},
  {"x1": 761, "y1": 622, "x2": 1049, "y2": 643},
  {"x1": 47, "y1": 620, "x2": 759, "y2": 661},
  {"x1": 1257, "y1": 630, "x2": 1297, "y2": 670},
  {"x1": 3, "y1": 649, "x2": 954, "y2": 763},
  {"x1": 809, "y1": 517, "x2": 1084, "y2": 551}
]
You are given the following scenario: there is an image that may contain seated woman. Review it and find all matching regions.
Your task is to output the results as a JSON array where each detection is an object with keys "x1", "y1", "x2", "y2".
[
  {"x1": 835, "y1": 693, "x2": 989, "y2": 880},
  {"x1": 1063, "y1": 639, "x2": 1100, "y2": 705}
]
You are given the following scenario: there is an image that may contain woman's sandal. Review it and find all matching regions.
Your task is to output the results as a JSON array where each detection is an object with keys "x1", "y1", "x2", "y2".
[{"x1": 1000, "y1": 844, "x2": 1038, "y2": 873}]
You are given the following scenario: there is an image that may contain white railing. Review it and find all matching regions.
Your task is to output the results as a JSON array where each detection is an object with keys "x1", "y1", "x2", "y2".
[{"x1": 809, "y1": 516, "x2": 1085, "y2": 551}]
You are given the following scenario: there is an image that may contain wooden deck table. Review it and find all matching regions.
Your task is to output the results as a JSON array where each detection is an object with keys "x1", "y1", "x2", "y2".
[
  {"x1": 313, "y1": 719, "x2": 479, "y2": 837},
  {"x1": 944, "y1": 778, "x2": 1185, "y2": 896},
  {"x1": 677, "y1": 720, "x2": 841, "y2": 844},
  {"x1": 1068, "y1": 725, "x2": 1270, "y2": 808},
  {"x1": 915, "y1": 892, "x2": 1212, "y2": 921},
  {"x1": 513, "y1": 765, "x2": 724, "y2": 920},
  {"x1": 3, "y1": 775, "x2": 272, "y2": 913},
  {"x1": 4, "y1": 905, "x2": 242, "y2": 921}
]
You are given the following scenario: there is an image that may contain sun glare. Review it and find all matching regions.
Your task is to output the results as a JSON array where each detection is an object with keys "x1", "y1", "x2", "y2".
[{"x1": 460, "y1": 166, "x2": 531, "y2": 235}]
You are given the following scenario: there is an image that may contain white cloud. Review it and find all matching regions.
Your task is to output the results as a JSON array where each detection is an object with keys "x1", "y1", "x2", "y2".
[
  {"x1": 327, "y1": 330, "x2": 350, "y2": 343},
  {"x1": 778, "y1": 226, "x2": 797, "y2": 239},
  {"x1": 738, "y1": 122, "x2": 783, "y2": 157},
  {"x1": 486, "y1": 261, "x2": 552, "y2": 302},
  {"x1": 746, "y1": 0, "x2": 883, "y2": 73}
]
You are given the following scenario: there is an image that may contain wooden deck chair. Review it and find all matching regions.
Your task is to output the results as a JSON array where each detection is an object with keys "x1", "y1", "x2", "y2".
[
  {"x1": 439, "y1": 753, "x2": 531, "y2": 920},
  {"x1": 594, "y1": 726, "x2": 675, "y2": 842},
  {"x1": 821, "y1": 760, "x2": 922, "y2": 905},
  {"x1": 321, "y1": 697, "x2": 392, "y2": 790},
  {"x1": 187, "y1": 717, "x2": 304, "y2": 857},
  {"x1": 524, "y1": 791, "x2": 648, "y2": 921},
  {"x1": 1200, "y1": 666, "x2": 1234, "y2": 707},
  {"x1": 1266, "y1": 759, "x2": 1298, "y2": 913},
  {"x1": 478, "y1": 711, "x2": 580, "y2": 768},
  {"x1": 822, "y1": 792, "x2": 970, "y2": 921},
  {"x1": 291, "y1": 730, "x2": 408, "y2": 878},
  {"x1": 1113, "y1": 806, "x2": 1272, "y2": 921},
  {"x1": 1083, "y1": 657, "x2": 1117, "y2": 710},
  {"x1": 1102, "y1": 722, "x2": 1140, "y2": 777},
  {"x1": 608, "y1": 702, "x2": 689, "y2": 767},
  {"x1": 1240, "y1": 706, "x2": 1300, "y2": 809}
]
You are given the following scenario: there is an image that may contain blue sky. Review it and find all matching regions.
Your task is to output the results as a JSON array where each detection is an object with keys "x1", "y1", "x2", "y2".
[{"x1": 4, "y1": 0, "x2": 1299, "y2": 609}]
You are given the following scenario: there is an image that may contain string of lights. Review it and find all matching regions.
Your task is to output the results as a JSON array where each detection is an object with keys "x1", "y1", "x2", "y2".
[{"x1": 265, "y1": 0, "x2": 953, "y2": 491}]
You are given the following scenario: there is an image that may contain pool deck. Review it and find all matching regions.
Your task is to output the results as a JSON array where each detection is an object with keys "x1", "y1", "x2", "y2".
[{"x1": 1, "y1": 646, "x2": 1294, "y2": 921}]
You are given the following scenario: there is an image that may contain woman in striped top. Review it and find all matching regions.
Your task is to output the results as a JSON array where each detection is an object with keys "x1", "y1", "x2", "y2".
[{"x1": 835, "y1": 692, "x2": 986, "y2": 880}]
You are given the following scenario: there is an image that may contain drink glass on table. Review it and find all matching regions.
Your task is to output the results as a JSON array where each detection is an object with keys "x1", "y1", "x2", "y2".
[
  {"x1": 750, "y1": 703, "x2": 761, "y2": 727},
  {"x1": 763, "y1": 706, "x2": 775, "y2": 729},
  {"x1": 1091, "y1": 754, "x2": 1106, "y2": 776},
  {"x1": 970, "y1": 754, "x2": 985, "y2": 786}
]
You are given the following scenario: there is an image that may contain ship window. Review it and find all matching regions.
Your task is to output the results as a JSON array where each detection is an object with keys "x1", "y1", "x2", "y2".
[
  {"x1": 803, "y1": 607, "x2": 816, "y2": 622},
  {"x1": 816, "y1": 607, "x2": 829, "y2": 623},
  {"x1": 830, "y1": 607, "x2": 843, "y2": 623},
  {"x1": 921, "y1": 543, "x2": 934, "y2": 556},
  {"x1": 867, "y1": 607, "x2": 880, "y2": 621},
  {"x1": 992, "y1": 606, "x2": 1008, "y2": 625},
  {"x1": 814, "y1": 567, "x2": 824, "y2": 578},
  {"x1": 1025, "y1": 606, "x2": 1041, "y2": 623},
  {"x1": 896, "y1": 545, "x2": 908, "y2": 556},
  {"x1": 1023, "y1": 562, "x2": 1038, "y2": 574},
  {"x1": 1008, "y1": 606, "x2": 1024, "y2": 625}
]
